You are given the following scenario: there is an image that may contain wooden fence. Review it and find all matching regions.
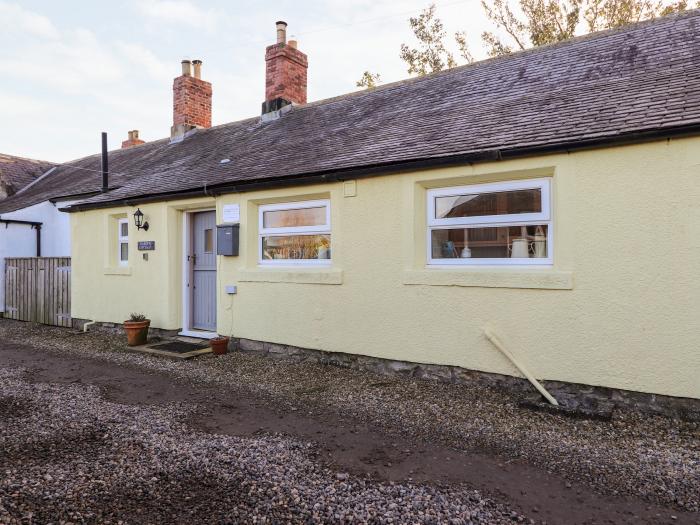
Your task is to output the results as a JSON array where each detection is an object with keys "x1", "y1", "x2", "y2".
[{"x1": 4, "y1": 257, "x2": 71, "y2": 327}]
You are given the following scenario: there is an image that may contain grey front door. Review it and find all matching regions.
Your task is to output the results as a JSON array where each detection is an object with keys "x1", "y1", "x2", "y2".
[{"x1": 191, "y1": 211, "x2": 217, "y2": 331}]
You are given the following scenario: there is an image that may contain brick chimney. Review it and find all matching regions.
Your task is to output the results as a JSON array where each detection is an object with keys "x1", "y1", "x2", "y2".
[
  {"x1": 121, "y1": 130, "x2": 145, "y2": 149},
  {"x1": 171, "y1": 59, "x2": 212, "y2": 138},
  {"x1": 262, "y1": 21, "x2": 308, "y2": 114}
]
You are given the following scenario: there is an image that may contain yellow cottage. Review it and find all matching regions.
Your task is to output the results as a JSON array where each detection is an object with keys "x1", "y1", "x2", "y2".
[{"x1": 59, "y1": 14, "x2": 700, "y2": 414}]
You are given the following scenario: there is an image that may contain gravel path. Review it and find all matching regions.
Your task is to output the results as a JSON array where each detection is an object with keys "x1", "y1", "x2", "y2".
[
  {"x1": 0, "y1": 367, "x2": 521, "y2": 523},
  {"x1": 0, "y1": 319, "x2": 698, "y2": 523}
]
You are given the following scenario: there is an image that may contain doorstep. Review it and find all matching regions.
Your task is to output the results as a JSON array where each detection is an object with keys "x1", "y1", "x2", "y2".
[
  {"x1": 178, "y1": 330, "x2": 219, "y2": 339},
  {"x1": 127, "y1": 337, "x2": 212, "y2": 360}
]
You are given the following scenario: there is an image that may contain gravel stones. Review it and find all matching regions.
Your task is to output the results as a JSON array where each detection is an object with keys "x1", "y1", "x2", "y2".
[
  {"x1": 1, "y1": 319, "x2": 699, "y2": 515},
  {"x1": 0, "y1": 367, "x2": 521, "y2": 523}
]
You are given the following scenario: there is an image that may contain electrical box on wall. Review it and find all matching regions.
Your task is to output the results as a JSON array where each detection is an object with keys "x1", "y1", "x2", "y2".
[{"x1": 216, "y1": 224, "x2": 239, "y2": 256}]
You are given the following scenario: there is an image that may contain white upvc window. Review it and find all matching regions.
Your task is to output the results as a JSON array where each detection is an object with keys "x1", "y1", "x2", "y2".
[
  {"x1": 117, "y1": 218, "x2": 129, "y2": 266},
  {"x1": 427, "y1": 178, "x2": 552, "y2": 266},
  {"x1": 259, "y1": 199, "x2": 331, "y2": 265}
]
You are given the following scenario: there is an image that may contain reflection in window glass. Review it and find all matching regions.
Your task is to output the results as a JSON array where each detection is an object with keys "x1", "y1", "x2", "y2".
[
  {"x1": 117, "y1": 218, "x2": 129, "y2": 265},
  {"x1": 263, "y1": 206, "x2": 326, "y2": 228},
  {"x1": 204, "y1": 228, "x2": 213, "y2": 253},
  {"x1": 262, "y1": 235, "x2": 331, "y2": 260},
  {"x1": 431, "y1": 225, "x2": 548, "y2": 259},
  {"x1": 435, "y1": 188, "x2": 542, "y2": 219}
]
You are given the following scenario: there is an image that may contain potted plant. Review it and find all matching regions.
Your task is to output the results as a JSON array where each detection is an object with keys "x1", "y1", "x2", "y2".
[
  {"x1": 124, "y1": 313, "x2": 150, "y2": 346},
  {"x1": 210, "y1": 336, "x2": 230, "y2": 355}
]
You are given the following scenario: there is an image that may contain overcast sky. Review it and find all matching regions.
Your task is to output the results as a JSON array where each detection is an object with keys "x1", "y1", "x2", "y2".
[{"x1": 0, "y1": 0, "x2": 495, "y2": 162}]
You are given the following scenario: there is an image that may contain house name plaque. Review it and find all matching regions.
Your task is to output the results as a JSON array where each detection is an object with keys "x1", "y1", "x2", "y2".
[
  {"x1": 222, "y1": 204, "x2": 240, "y2": 223},
  {"x1": 138, "y1": 241, "x2": 156, "y2": 251}
]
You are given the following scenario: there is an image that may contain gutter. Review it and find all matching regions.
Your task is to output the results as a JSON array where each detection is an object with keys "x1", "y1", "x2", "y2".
[
  {"x1": 49, "y1": 190, "x2": 104, "y2": 204},
  {"x1": 0, "y1": 218, "x2": 42, "y2": 256},
  {"x1": 62, "y1": 123, "x2": 700, "y2": 213}
]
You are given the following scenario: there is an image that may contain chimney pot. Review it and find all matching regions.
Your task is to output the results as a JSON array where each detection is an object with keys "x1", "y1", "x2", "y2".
[
  {"x1": 181, "y1": 59, "x2": 192, "y2": 76},
  {"x1": 121, "y1": 129, "x2": 145, "y2": 149},
  {"x1": 192, "y1": 59, "x2": 202, "y2": 79},
  {"x1": 276, "y1": 21, "x2": 287, "y2": 44},
  {"x1": 288, "y1": 39, "x2": 298, "y2": 49}
]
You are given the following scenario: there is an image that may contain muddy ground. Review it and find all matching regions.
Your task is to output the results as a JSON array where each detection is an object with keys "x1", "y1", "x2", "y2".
[{"x1": 0, "y1": 320, "x2": 698, "y2": 523}]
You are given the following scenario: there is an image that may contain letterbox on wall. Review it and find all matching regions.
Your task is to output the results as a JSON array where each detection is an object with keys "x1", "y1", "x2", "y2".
[{"x1": 216, "y1": 224, "x2": 239, "y2": 256}]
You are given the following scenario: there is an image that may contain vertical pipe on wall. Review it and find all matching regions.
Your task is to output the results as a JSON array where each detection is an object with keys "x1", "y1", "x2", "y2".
[{"x1": 35, "y1": 224, "x2": 41, "y2": 257}]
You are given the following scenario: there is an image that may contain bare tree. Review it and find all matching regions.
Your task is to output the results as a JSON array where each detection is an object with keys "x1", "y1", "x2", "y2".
[
  {"x1": 455, "y1": 31, "x2": 475, "y2": 63},
  {"x1": 356, "y1": 71, "x2": 382, "y2": 89},
  {"x1": 584, "y1": 0, "x2": 661, "y2": 30},
  {"x1": 482, "y1": 0, "x2": 696, "y2": 57},
  {"x1": 658, "y1": 0, "x2": 694, "y2": 14},
  {"x1": 362, "y1": 0, "x2": 696, "y2": 84},
  {"x1": 481, "y1": 0, "x2": 582, "y2": 56},
  {"x1": 400, "y1": 3, "x2": 458, "y2": 75},
  {"x1": 525, "y1": 0, "x2": 582, "y2": 45}
]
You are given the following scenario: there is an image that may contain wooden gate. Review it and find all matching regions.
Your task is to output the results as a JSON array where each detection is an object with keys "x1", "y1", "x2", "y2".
[{"x1": 4, "y1": 257, "x2": 71, "y2": 327}]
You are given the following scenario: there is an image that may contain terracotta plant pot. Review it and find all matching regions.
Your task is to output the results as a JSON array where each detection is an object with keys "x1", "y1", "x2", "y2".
[
  {"x1": 124, "y1": 320, "x2": 150, "y2": 346},
  {"x1": 210, "y1": 336, "x2": 229, "y2": 355}
]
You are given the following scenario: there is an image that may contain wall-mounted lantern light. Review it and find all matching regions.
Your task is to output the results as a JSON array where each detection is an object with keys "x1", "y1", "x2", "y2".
[{"x1": 133, "y1": 208, "x2": 149, "y2": 231}]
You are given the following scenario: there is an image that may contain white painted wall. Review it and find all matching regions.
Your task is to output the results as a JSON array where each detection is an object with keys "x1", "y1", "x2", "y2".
[{"x1": 0, "y1": 200, "x2": 73, "y2": 312}]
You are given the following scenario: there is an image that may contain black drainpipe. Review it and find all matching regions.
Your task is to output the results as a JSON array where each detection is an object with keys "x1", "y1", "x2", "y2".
[
  {"x1": 101, "y1": 131, "x2": 109, "y2": 192},
  {"x1": 35, "y1": 224, "x2": 41, "y2": 256},
  {"x1": 0, "y1": 218, "x2": 43, "y2": 256}
]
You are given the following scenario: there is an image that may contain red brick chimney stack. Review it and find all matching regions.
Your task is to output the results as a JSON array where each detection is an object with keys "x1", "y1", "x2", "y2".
[
  {"x1": 262, "y1": 21, "x2": 308, "y2": 114},
  {"x1": 121, "y1": 130, "x2": 145, "y2": 149},
  {"x1": 172, "y1": 59, "x2": 212, "y2": 138}
]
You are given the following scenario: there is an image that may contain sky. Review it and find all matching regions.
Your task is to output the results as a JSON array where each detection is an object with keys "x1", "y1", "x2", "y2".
[{"x1": 0, "y1": 0, "x2": 492, "y2": 162}]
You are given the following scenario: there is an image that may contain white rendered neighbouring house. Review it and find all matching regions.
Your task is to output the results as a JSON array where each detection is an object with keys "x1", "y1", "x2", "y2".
[
  {"x1": 0, "y1": 154, "x2": 60, "y2": 313},
  {"x1": 0, "y1": 133, "x2": 149, "y2": 314}
]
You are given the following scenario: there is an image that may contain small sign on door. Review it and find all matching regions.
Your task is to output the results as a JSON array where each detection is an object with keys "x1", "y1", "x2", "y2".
[{"x1": 138, "y1": 241, "x2": 156, "y2": 251}]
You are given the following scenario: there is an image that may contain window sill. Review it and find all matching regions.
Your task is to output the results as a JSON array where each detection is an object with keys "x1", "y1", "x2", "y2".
[
  {"x1": 103, "y1": 266, "x2": 132, "y2": 276},
  {"x1": 238, "y1": 268, "x2": 342, "y2": 285},
  {"x1": 403, "y1": 268, "x2": 573, "y2": 290}
]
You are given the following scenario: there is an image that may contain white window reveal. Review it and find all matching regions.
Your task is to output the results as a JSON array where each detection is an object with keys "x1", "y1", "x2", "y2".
[
  {"x1": 259, "y1": 200, "x2": 331, "y2": 265},
  {"x1": 118, "y1": 218, "x2": 129, "y2": 265},
  {"x1": 427, "y1": 178, "x2": 552, "y2": 265}
]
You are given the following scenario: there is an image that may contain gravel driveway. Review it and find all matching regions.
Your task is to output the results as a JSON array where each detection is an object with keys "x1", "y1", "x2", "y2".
[
  {"x1": 0, "y1": 367, "x2": 520, "y2": 523},
  {"x1": 0, "y1": 319, "x2": 698, "y2": 524}
]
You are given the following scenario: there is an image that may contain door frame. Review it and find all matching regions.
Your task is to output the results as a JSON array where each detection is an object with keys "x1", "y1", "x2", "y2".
[{"x1": 179, "y1": 209, "x2": 218, "y2": 339}]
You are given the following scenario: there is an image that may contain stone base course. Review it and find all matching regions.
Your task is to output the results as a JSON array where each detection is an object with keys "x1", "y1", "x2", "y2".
[
  {"x1": 69, "y1": 319, "x2": 699, "y2": 421},
  {"x1": 233, "y1": 337, "x2": 700, "y2": 422}
]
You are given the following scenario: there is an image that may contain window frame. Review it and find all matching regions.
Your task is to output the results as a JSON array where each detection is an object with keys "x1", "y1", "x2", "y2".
[
  {"x1": 258, "y1": 199, "x2": 332, "y2": 266},
  {"x1": 117, "y1": 218, "x2": 129, "y2": 266},
  {"x1": 426, "y1": 178, "x2": 553, "y2": 266}
]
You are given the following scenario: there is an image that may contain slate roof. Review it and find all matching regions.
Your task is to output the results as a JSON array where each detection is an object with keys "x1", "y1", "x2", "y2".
[
  {"x1": 2, "y1": 10, "x2": 699, "y2": 214},
  {"x1": 0, "y1": 154, "x2": 56, "y2": 201}
]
